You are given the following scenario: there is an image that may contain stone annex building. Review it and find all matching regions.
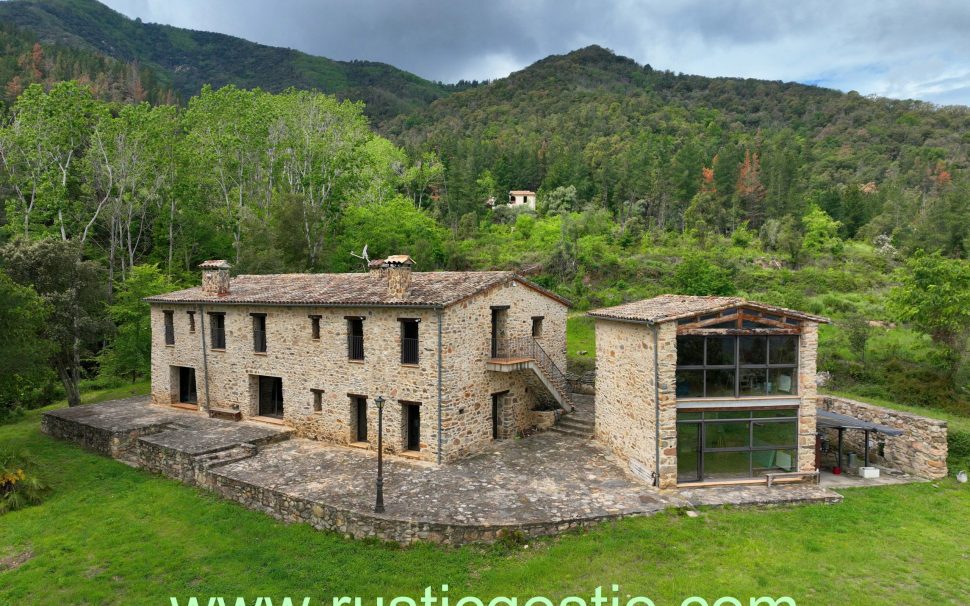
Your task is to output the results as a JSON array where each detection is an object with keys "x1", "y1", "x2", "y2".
[
  {"x1": 589, "y1": 295, "x2": 829, "y2": 488},
  {"x1": 146, "y1": 256, "x2": 571, "y2": 463}
]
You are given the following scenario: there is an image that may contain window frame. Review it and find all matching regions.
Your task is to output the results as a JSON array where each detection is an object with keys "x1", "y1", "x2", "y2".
[
  {"x1": 676, "y1": 334, "x2": 799, "y2": 399},
  {"x1": 346, "y1": 317, "x2": 365, "y2": 361},
  {"x1": 676, "y1": 408, "x2": 800, "y2": 483},
  {"x1": 531, "y1": 316, "x2": 544, "y2": 338},
  {"x1": 399, "y1": 318, "x2": 420, "y2": 365},
  {"x1": 208, "y1": 312, "x2": 226, "y2": 350},
  {"x1": 251, "y1": 313, "x2": 267, "y2": 353},
  {"x1": 163, "y1": 310, "x2": 175, "y2": 345}
]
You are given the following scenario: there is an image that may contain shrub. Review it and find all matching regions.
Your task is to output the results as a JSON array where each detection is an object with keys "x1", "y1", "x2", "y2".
[
  {"x1": 670, "y1": 255, "x2": 736, "y2": 296},
  {"x1": 0, "y1": 450, "x2": 48, "y2": 514}
]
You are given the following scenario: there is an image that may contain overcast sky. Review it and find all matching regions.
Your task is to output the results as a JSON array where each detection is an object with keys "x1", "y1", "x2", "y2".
[{"x1": 103, "y1": 0, "x2": 970, "y2": 106}]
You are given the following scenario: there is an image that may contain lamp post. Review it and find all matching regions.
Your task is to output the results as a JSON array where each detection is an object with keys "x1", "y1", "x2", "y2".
[{"x1": 374, "y1": 395, "x2": 386, "y2": 513}]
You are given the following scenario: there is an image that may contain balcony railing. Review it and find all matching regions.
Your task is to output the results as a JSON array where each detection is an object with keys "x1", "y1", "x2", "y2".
[
  {"x1": 348, "y1": 334, "x2": 365, "y2": 360},
  {"x1": 253, "y1": 329, "x2": 267, "y2": 353},
  {"x1": 401, "y1": 337, "x2": 419, "y2": 364},
  {"x1": 490, "y1": 335, "x2": 571, "y2": 402}
]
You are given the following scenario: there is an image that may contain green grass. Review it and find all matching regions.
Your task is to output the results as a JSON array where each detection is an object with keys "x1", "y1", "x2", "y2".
[
  {"x1": 567, "y1": 313, "x2": 595, "y2": 364},
  {"x1": 2, "y1": 401, "x2": 970, "y2": 604},
  {"x1": 74, "y1": 379, "x2": 152, "y2": 406}
]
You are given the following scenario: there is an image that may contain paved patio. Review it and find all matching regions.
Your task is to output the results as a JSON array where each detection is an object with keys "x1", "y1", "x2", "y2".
[{"x1": 43, "y1": 397, "x2": 856, "y2": 543}]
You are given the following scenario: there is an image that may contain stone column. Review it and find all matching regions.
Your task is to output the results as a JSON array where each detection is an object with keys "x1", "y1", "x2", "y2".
[
  {"x1": 797, "y1": 322, "x2": 820, "y2": 472},
  {"x1": 656, "y1": 321, "x2": 679, "y2": 489}
]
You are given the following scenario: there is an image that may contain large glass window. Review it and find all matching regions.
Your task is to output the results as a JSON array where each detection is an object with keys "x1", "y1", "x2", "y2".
[
  {"x1": 675, "y1": 335, "x2": 799, "y2": 398},
  {"x1": 676, "y1": 409, "x2": 799, "y2": 483}
]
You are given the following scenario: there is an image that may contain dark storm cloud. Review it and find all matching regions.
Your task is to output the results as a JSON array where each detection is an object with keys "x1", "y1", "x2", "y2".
[{"x1": 104, "y1": 0, "x2": 970, "y2": 105}]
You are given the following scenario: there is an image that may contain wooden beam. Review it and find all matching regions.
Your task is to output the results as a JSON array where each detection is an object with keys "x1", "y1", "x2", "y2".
[
  {"x1": 738, "y1": 313, "x2": 792, "y2": 330},
  {"x1": 677, "y1": 327, "x2": 802, "y2": 336},
  {"x1": 679, "y1": 313, "x2": 740, "y2": 330}
]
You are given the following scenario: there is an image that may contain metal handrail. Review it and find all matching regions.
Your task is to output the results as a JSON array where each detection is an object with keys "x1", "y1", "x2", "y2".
[{"x1": 490, "y1": 336, "x2": 571, "y2": 405}]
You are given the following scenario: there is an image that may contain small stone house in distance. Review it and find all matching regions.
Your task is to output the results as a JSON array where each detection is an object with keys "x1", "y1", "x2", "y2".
[
  {"x1": 146, "y1": 256, "x2": 570, "y2": 463},
  {"x1": 508, "y1": 190, "x2": 536, "y2": 210},
  {"x1": 589, "y1": 295, "x2": 828, "y2": 489}
]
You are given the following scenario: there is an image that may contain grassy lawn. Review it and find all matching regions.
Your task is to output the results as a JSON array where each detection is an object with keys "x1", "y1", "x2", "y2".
[
  {"x1": 73, "y1": 379, "x2": 152, "y2": 406},
  {"x1": 2, "y1": 402, "x2": 970, "y2": 604},
  {"x1": 567, "y1": 313, "x2": 595, "y2": 364}
]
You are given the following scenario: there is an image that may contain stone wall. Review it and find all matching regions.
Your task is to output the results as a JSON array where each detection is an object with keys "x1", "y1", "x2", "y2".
[
  {"x1": 202, "y1": 470, "x2": 618, "y2": 545},
  {"x1": 151, "y1": 304, "x2": 447, "y2": 461},
  {"x1": 437, "y1": 278, "x2": 569, "y2": 460},
  {"x1": 819, "y1": 395, "x2": 948, "y2": 478},
  {"x1": 150, "y1": 276, "x2": 568, "y2": 465},
  {"x1": 40, "y1": 413, "x2": 171, "y2": 459},
  {"x1": 592, "y1": 319, "x2": 659, "y2": 485}
]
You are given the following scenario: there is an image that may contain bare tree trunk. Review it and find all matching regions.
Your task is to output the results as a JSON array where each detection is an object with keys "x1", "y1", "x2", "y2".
[
  {"x1": 56, "y1": 361, "x2": 82, "y2": 408},
  {"x1": 168, "y1": 197, "x2": 176, "y2": 274},
  {"x1": 107, "y1": 213, "x2": 117, "y2": 301}
]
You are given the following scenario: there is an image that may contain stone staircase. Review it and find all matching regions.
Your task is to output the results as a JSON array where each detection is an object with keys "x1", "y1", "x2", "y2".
[
  {"x1": 550, "y1": 414, "x2": 594, "y2": 438},
  {"x1": 195, "y1": 443, "x2": 259, "y2": 469},
  {"x1": 487, "y1": 336, "x2": 574, "y2": 411},
  {"x1": 551, "y1": 393, "x2": 594, "y2": 438}
]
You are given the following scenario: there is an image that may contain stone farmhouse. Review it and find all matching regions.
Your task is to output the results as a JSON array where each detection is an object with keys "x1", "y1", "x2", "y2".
[
  {"x1": 589, "y1": 295, "x2": 829, "y2": 489},
  {"x1": 146, "y1": 256, "x2": 571, "y2": 464}
]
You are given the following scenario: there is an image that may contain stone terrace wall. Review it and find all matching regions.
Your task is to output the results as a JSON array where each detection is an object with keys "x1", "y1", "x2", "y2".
[
  {"x1": 202, "y1": 470, "x2": 625, "y2": 545},
  {"x1": 819, "y1": 395, "x2": 948, "y2": 479}
]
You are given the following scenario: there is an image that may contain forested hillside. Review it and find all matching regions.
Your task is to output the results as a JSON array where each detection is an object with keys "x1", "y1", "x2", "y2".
[
  {"x1": 0, "y1": 22, "x2": 175, "y2": 106},
  {"x1": 0, "y1": 0, "x2": 462, "y2": 121},
  {"x1": 0, "y1": 4, "x2": 969, "y2": 467},
  {"x1": 391, "y1": 45, "x2": 970, "y2": 258}
]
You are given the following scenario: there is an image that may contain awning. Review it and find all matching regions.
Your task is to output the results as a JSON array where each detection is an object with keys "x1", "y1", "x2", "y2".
[{"x1": 817, "y1": 409, "x2": 904, "y2": 436}]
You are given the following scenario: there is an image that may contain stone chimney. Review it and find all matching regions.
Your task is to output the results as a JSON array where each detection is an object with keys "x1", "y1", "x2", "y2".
[
  {"x1": 199, "y1": 260, "x2": 231, "y2": 296},
  {"x1": 383, "y1": 255, "x2": 414, "y2": 299},
  {"x1": 368, "y1": 258, "x2": 386, "y2": 274}
]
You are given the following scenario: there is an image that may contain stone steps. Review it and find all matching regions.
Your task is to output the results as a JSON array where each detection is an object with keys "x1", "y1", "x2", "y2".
[
  {"x1": 551, "y1": 413, "x2": 594, "y2": 438},
  {"x1": 550, "y1": 425, "x2": 593, "y2": 438},
  {"x1": 195, "y1": 443, "x2": 258, "y2": 469}
]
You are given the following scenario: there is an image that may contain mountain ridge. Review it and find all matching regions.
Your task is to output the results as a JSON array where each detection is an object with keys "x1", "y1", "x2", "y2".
[{"x1": 0, "y1": 0, "x2": 462, "y2": 121}]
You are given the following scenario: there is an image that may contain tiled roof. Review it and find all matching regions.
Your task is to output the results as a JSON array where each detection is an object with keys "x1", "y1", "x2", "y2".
[
  {"x1": 587, "y1": 294, "x2": 829, "y2": 324},
  {"x1": 509, "y1": 190, "x2": 535, "y2": 195},
  {"x1": 146, "y1": 271, "x2": 570, "y2": 308}
]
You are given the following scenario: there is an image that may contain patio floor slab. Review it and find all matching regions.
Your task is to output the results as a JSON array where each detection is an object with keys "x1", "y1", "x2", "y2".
[{"x1": 43, "y1": 397, "x2": 854, "y2": 544}]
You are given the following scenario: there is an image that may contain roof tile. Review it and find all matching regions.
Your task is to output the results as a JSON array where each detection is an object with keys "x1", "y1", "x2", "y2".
[
  {"x1": 587, "y1": 294, "x2": 829, "y2": 324},
  {"x1": 146, "y1": 271, "x2": 570, "y2": 308}
]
